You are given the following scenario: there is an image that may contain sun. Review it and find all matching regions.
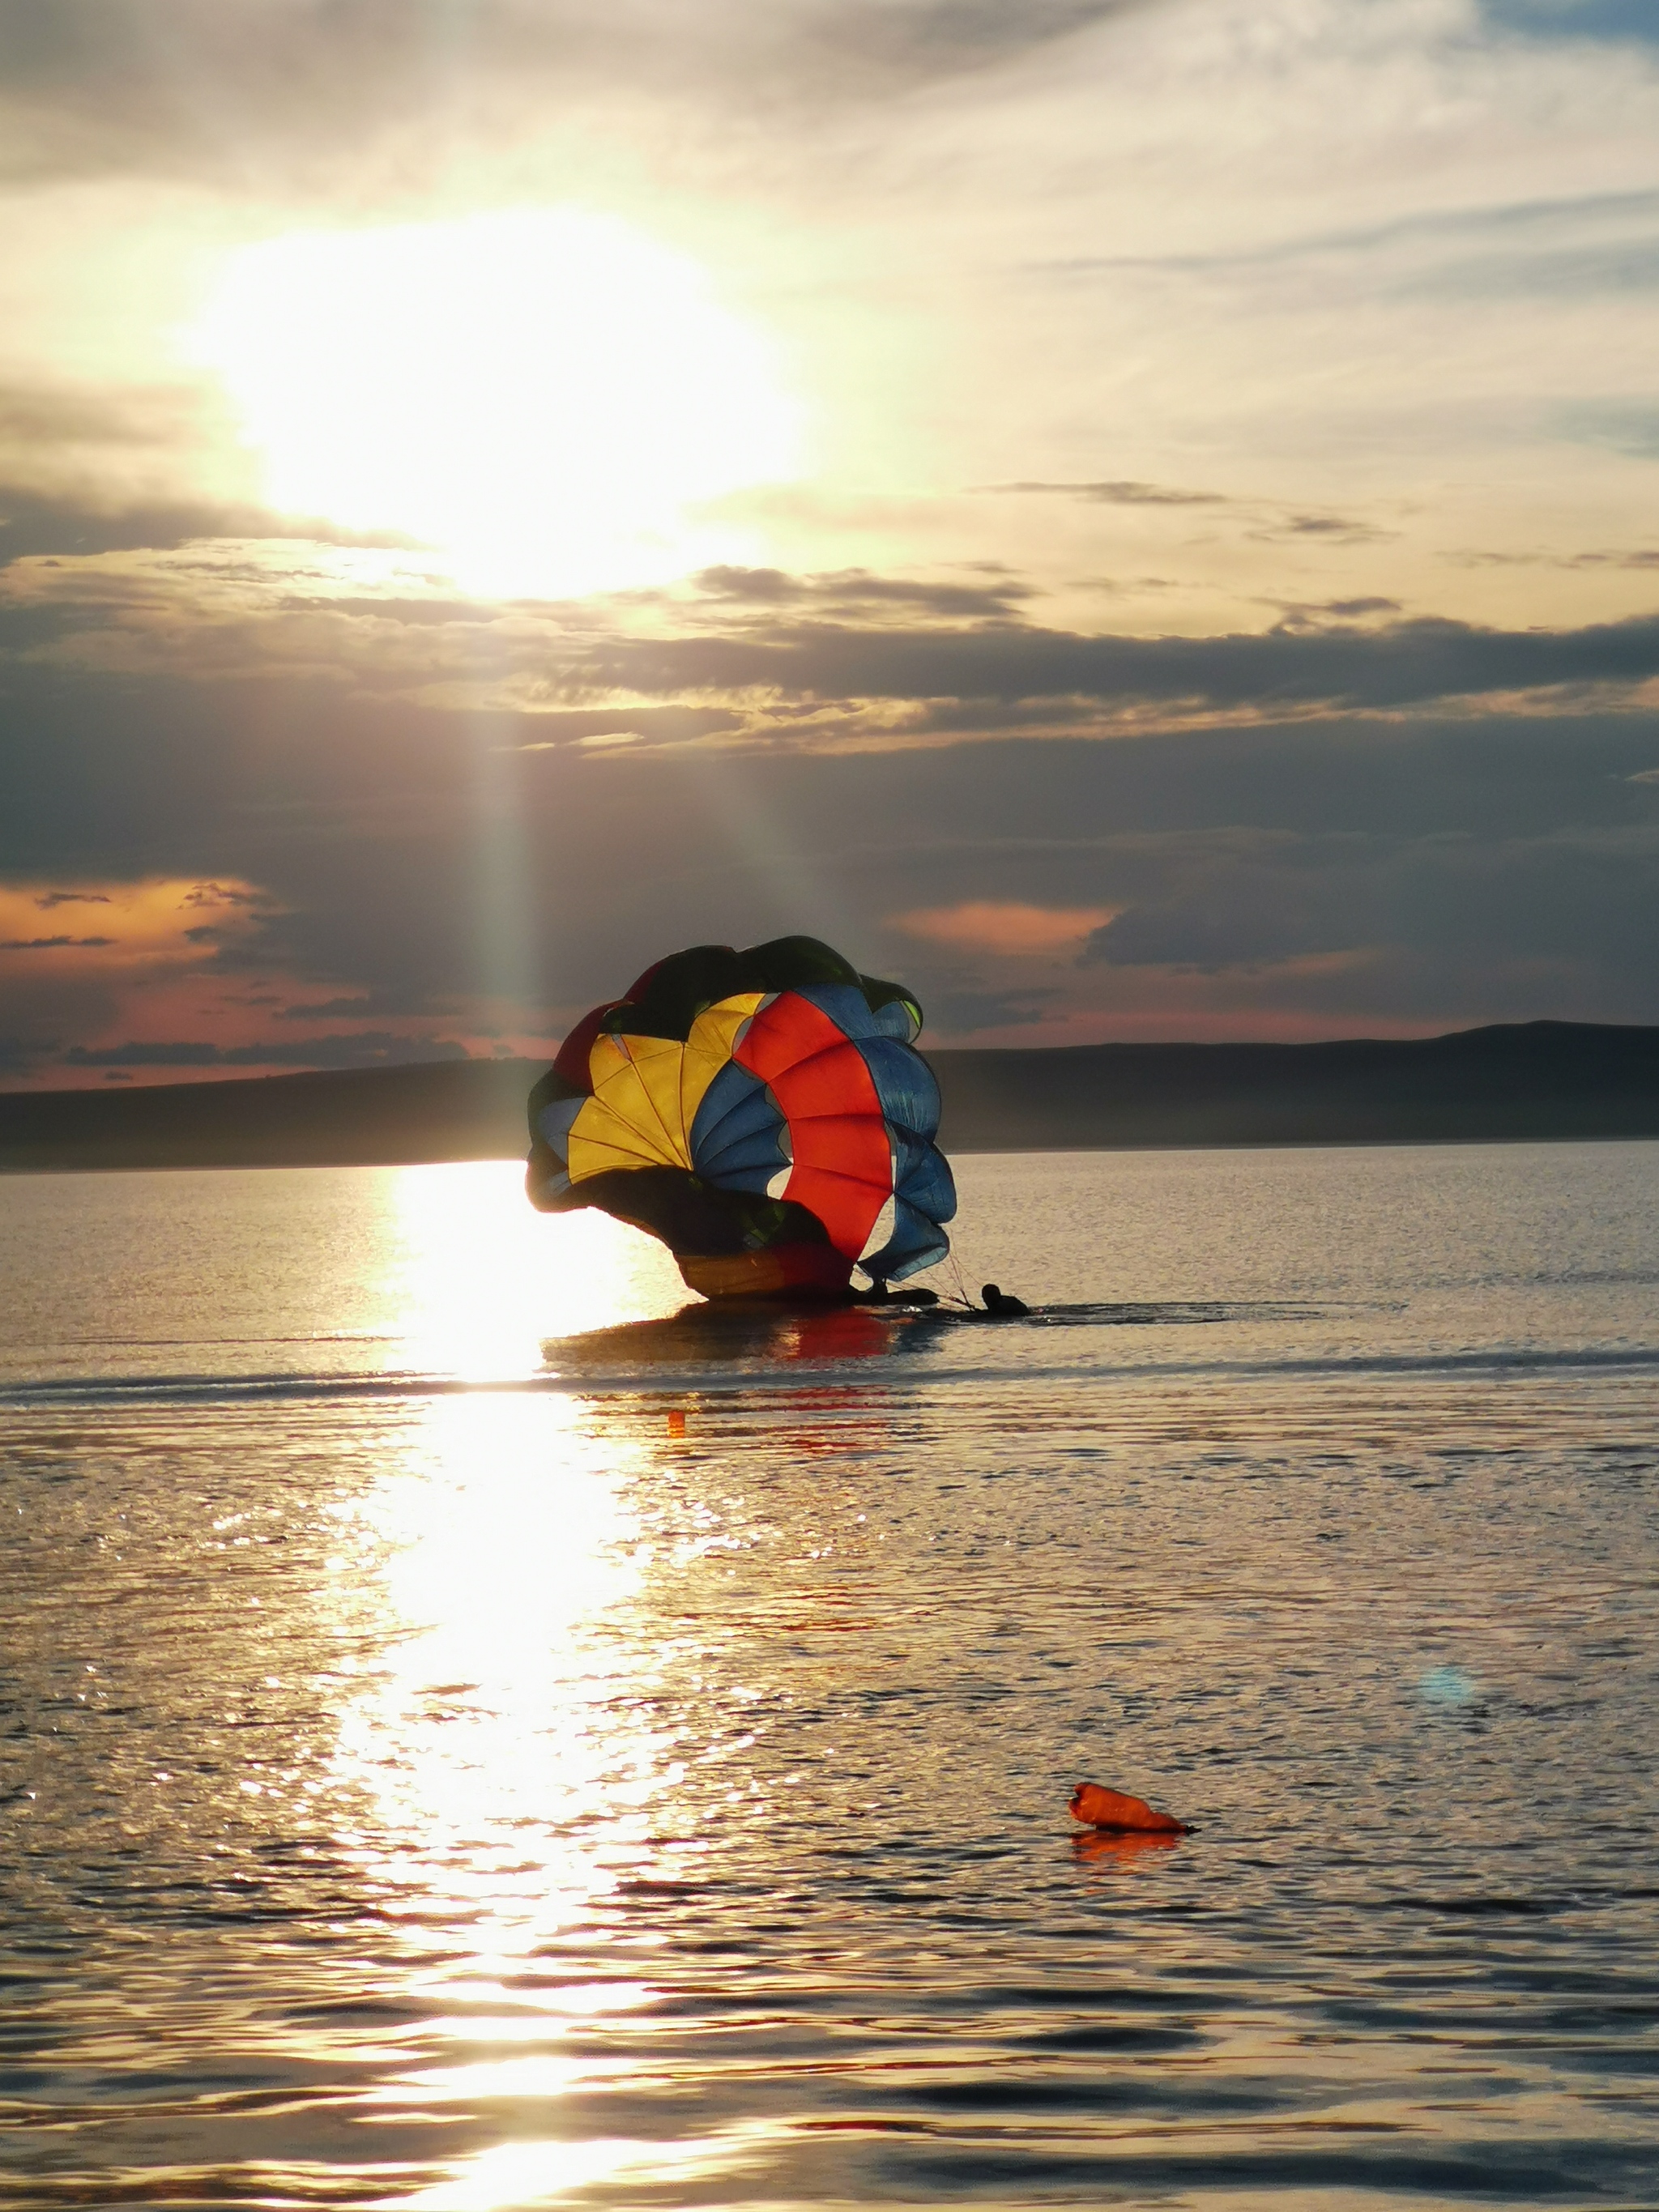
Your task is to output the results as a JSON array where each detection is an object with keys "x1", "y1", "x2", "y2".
[{"x1": 190, "y1": 207, "x2": 802, "y2": 599}]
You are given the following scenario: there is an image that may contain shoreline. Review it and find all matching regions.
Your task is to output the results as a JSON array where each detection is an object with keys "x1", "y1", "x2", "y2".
[{"x1": 3, "y1": 1018, "x2": 1657, "y2": 1171}]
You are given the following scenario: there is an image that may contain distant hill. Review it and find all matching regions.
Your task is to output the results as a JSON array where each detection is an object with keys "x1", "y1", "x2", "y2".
[
  {"x1": 932, "y1": 1021, "x2": 1659, "y2": 1150},
  {"x1": 1, "y1": 1021, "x2": 1657, "y2": 1172}
]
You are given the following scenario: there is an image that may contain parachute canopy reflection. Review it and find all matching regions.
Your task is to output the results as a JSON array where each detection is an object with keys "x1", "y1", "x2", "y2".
[{"x1": 527, "y1": 937, "x2": 956, "y2": 1299}]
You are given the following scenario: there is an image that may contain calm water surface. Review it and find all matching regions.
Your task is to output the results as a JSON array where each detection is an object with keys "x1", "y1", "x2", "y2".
[{"x1": 2, "y1": 1144, "x2": 1657, "y2": 2210}]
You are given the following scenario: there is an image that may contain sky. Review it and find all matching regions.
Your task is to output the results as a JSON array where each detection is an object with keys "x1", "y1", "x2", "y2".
[{"x1": 2, "y1": 0, "x2": 1658, "y2": 1087}]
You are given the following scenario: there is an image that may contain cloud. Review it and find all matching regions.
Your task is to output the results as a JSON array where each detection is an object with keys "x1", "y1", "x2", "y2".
[
  {"x1": 1269, "y1": 598, "x2": 1403, "y2": 625},
  {"x1": 1077, "y1": 824, "x2": 1659, "y2": 989},
  {"x1": 45, "y1": 561, "x2": 1659, "y2": 741},
  {"x1": 529, "y1": 605, "x2": 1659, "y2": 730},
  {"x1": 0, "y1": 0, "x2": 1147, "y2": 184},
  {"x1": 691, "y1": 565, "x2": 1033, "y2": 619},
  {"x1": 892, "y1": 900, "x2": 1116, "y2": 953},
  {"x1": 982, "y1": 481, "x2": 1388, "y2": 543},
  {"x1": 0, "y1": 933, "x2": 113, "y2": 949},
  {"x1": 62, "y1": 1032, "x2": 469, "y2": 1068},
  {"x1": 923, "y1": 984, "x2": 1060, "y2": 1031},
  {"x1": 0, "y1": 483, "x2": 418, "y2": 567},
  {"x1": 984, "y1": 480, "x2": 1226, "y2": 506},
  {"x1": 5, "y1": 610, "x2": 1659, "y2": 1071},
  {"x1": 1452, "y1": 547, "x2": 1659, "y2": 571},
  {"x1": 1249, "y1": 514, "x2": 1393, "y2": 547},
  {"x1": 0, "y1": 387, "x2": 426, "y2": 564}
]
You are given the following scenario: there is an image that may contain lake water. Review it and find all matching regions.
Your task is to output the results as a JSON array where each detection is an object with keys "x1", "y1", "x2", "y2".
[{"x1": 2, "y1": 1143, "x2": 1657, "y2": 2211}]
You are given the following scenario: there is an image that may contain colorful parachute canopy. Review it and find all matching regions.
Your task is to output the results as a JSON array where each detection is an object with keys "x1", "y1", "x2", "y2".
[{"x1": 527, "y1": 937, "x2": 956, "y2": 1299}]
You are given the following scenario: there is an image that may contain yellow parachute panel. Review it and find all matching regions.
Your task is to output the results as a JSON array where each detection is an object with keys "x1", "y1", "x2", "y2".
[
  {"x1": 569, "y1": 1034, "x2": 689, "y2": 1178},
  {"x1": 565, "y1": 999, "x2": 767, "y2": 1186}
]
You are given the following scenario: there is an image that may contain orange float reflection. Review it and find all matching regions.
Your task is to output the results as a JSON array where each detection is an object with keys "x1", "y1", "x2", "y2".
[{"x1": 1072, "y1": 1827, "x2": 1183, "y2": 1866}]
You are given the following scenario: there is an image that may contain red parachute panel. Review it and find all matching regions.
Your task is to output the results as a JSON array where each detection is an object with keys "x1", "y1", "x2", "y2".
[
  {"x1": 552, "y1": 1001, "x2": 618, "y2": 1093},
  {"x1": 736, "y1": 994, "x2": 891, "y2": 1260}
]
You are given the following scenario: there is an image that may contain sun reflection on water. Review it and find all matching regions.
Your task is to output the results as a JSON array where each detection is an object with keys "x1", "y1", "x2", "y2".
[
  {"x1": 311, "y1": 1166, "x2": 879, "y2": 2204},
  {"x1": 382, "y1": 1161, "x2": 690, "y2": 1380},
  {"x1": 327, "y1": 1390, "x2": 676, "y2": 1960},
  {"x1": 385, "y1": 2130, "x2": 742, "y2": 2212},
  {"x1": 315, "y1": 1363, "x2": 722, "y2": 2205}
]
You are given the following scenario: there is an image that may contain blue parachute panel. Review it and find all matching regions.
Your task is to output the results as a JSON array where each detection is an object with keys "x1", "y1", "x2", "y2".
[
  {"x1": 794, "y1": 982, "x2": 883, "y2": 1042},
  {"x1": 869, "y1": 998, "x2": 919, "y2": 1042},
  {"x1": 690, "y1": 1059, "x2": 790, "y2": 1194},
  {"x1": 863, "y1": 1196, "x2": 952, "y2": 1283},
  {"x1": 858, "y1": 1036, "x2": 941, "y2": 1142},
  {"x1": 703, "y1": 1129, "x2": 791, "y2": 1189},
  {"x1": 535, "y1": 1093, "x2": 585, "y2": 1165},
  {"x1": 890, "y1": 1127, "x2": 957, "y2": 1225},
  {"x1": 794, "y1": 979, "x2": 920, "y2": 1045},
  {"x1": 693, "y1": 1068, "x2": 779, "y2": 1156}
]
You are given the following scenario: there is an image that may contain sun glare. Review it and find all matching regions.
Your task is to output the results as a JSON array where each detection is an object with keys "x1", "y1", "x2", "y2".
[
  {"x1": 190, "y1": 208, "x2": 802, "y2": 599},
  {"x1": 382, "y1": 1160, "x2": 689, "y2": 1379}
]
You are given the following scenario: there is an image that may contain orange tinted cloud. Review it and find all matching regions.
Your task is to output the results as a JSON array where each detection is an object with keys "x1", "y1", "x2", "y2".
[
  {"x1": 891, "y1": 901, "x2": 1116, "y2": 956},
  {"x1": 0, "y1": 878, "x2": 270, "y2": 973}
]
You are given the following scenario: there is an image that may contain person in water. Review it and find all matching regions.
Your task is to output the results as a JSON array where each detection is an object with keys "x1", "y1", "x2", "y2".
[{"x1": 980, "y1": 1282, "x2": 1030, "y2": 1316}]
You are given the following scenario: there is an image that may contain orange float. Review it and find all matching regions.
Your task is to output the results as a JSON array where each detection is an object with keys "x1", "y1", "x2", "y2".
[{"x1": 1069, "y1": 1781, "x2": 1191, "y2": 1835}]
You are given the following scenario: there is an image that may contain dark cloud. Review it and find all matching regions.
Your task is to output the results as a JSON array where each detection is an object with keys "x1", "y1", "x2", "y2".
[
  {"x1": 183, "y1": 880, "x2": 267, "y2": 907},
  {"x1": 1263, "y1": 597, "x2": 1403, "y2": 629},
  {"x1": 1081, "y1": 826, "x2": 1659, "y2": 977},
  {"x1": 0, "y1": 483, "x2": 417, "y2": 566},
  {"x1": 0, "y1": 0, "x2": 1145, "y2": 183},
  {"x1": 921, "y1": 984, "x2": 1061, "y2": 1031},
  {"x1": 984, "y1": 480, "x2": 1227, "y2": 506},
  {"x1": 50, "y1": 570, "x2": 1659, "y2": 736},
  {"x1": 532, "y1": 606, "x2": 1659, "y2": 722},
  {"x1": 1249, "y1": 514, "x2": 1392, "y2": 546},
  {"x1": 0, "y1": 934, "x2": 113, "y2": 949},
  {"x1": 1451, "y1": 547, "x2": 1659, "y2": 571},
  {"x1": 691, "y1": 565, "x2": 1033, "y2": 619},
  {"x1": 6, "y1": 586, "x2": 1659, "y2": 1070},
  {"x1": 981, "y1": 479, "x2": 1390, "y2": 546},
  {"x1": 62, "y1": 1033, "x2": 469, "y2": 1069}
]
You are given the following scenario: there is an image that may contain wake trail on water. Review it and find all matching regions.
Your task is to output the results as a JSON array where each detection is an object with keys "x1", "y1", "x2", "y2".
[{"x1": 6, "y1": 1328, "x2": 1659, "y2": 1412}]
